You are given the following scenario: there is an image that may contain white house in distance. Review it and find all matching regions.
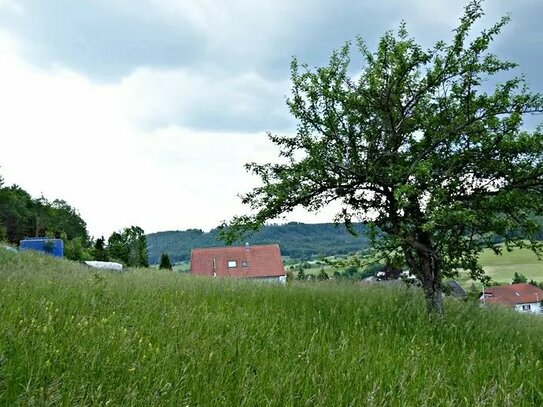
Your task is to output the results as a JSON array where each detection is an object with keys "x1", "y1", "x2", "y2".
[
  {"x1": 190, "y1": 244, "x2": 286, "y2": 283},
  {"x1": 481, "y1": 283, "x2": 543, "y2": 314}
]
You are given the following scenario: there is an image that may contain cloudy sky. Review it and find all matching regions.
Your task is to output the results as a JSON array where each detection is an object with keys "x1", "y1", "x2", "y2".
[{"x1": 1, "y1": 0, "x2": 542, "y2": 238}]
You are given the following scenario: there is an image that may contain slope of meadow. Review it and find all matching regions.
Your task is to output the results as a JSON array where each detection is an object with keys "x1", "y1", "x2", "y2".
[
  {"x1": 453, "y1": 246, "x2": 543, "y2": 287},
  {"x1": 478, "y1": 246, "x2": 543, "y2": 282},
  {"x1": 1, "y1": 248, "x2": 543, "y2": 406}
]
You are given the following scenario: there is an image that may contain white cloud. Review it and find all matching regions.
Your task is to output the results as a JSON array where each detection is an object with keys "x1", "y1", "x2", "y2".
[{"x1": 0, "y1": 31, "x2": 337, "y2": 238}]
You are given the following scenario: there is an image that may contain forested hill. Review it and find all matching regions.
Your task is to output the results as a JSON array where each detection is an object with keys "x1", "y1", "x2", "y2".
[{"x1": 146, "y1": 222, "x2": 369, "y2": 264}]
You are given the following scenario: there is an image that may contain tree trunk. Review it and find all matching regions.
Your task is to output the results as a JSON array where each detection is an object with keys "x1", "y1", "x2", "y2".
[
  {"x1": 403, "y1": 237, "x2": 444, "y2": 318},
  {"x1": 421, "y1": 271, "x2": 444, "y2": 317}
]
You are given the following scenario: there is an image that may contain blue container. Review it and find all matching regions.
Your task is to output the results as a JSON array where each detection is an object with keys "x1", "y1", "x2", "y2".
[{"x1": 20, "y1": 238, "x2": 64, "y2": 257}]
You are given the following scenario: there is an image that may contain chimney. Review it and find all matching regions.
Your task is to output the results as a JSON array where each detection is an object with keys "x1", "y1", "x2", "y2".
[{"x1": 245, "y1": 242, "x2": 250, "y2": 251}]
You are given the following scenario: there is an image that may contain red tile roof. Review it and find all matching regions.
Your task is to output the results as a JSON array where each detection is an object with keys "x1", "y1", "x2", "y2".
[
  {"x1": 190, "y1": 244, "x2": 285, "y2": 279},
  {"x1": 482, "y1": 283, "x2": 543, "y2": 306}
]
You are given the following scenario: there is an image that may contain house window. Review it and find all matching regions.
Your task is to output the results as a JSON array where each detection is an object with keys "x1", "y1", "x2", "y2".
[
  {"x1": 522, "y1": 304, "x2": 531, "y2": 311},
  {"x1": 242, "y1": 261, "x2": 248, "y2": 267},
  {"x1": 227, "y1": 260, "x2": 237, "y2": 268}
]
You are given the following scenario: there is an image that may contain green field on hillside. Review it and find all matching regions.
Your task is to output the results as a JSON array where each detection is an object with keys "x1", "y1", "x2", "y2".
[
  {"x1": 456, "y1": 246, "x2": 543, "y2": 287},
  {"x1": 1, "y1": 248, "x2": 543, "y2": 406}
]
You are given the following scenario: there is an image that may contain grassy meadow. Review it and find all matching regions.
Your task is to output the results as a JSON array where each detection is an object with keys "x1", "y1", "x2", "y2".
[{"x1": 1, "y1": 248, "x2": 543, "y2": 406}]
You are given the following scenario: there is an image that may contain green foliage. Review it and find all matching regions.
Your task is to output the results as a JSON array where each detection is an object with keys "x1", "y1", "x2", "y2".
[
  {"x1": 64, "y1": 236, "x2": 92, "y2": 262},
  {"x1": 344, "y1": 265, "x2": 359, "y2": 276},
  {"x1": 107, "y1": 231, "x2": 129, "y2": 264},
  {"x1": 317, "y1": 268, "x2": 329, "y2": 281},
  {"x1": 107, "y1": 226, "x2": 149, "y2": 268},
  {"x1": 146, "y1": 222, "x2": 369, "y2": 264},
  {"x1": 93, "y1": 236, "x2": 109, "y2": 261},
  {"x1": 512, "y1": 271, "x2": 528, "y2": 284},
  {"x1": 221, "y1": 1, "x2": 543, "y2": 315},
  {"x1": 2, "y1": 249, "x2": 543, "y2": 405},
  {"x1": 159, "y1": 253, "x2": 173, "y2": 270},
  {"x1": 0, "y1": 180, "x2": 90, "y2": 253},
  {"x1": 0, "y1": 225, "x2": 6, "y2": 242},
  {"x1": 296, "y1": 269, "x2": 306, "y2": 280},
  {"x1": 0, "y1": 185, "x2": 35, "y2": 242}
]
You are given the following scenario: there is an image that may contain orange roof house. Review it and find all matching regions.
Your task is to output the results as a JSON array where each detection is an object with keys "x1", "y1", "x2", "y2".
[
  {"x1": 481, "y1": 283, "x2": 543, "y2": 314},
  {"x1": 190, "y1": 244, "x2": 286, "y2": 282}
]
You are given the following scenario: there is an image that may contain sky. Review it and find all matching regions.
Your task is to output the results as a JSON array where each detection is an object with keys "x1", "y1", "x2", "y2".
[{"x1": 1, "y1": 0, "x2": 542, "y2": 238}]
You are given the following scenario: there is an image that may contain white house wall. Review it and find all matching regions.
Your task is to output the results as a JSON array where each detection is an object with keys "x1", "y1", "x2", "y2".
[{"x1": 514, "y1": 302, "x2": 542, "y2": 314}]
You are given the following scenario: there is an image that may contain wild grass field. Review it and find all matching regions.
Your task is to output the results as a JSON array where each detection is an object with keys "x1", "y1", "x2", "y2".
[{"x1": 1, "y1": 248, "x2": 543, "y2": 406}]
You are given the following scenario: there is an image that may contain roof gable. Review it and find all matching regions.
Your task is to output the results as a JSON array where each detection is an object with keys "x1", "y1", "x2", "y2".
[
  {"x1": 190, "y1": 244, "x2": 285, "y2": 278},
  {"x1": 483, "y1": 283, "x2": 543, "y2": 306}
]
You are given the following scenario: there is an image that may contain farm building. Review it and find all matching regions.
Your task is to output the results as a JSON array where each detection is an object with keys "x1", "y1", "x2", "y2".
[
  {"x1": 190, "y1": 244, "x2": 286, "y2": 283},
  {"x1": 481, "y1": 283, "x2": 543, "y2": 314}
]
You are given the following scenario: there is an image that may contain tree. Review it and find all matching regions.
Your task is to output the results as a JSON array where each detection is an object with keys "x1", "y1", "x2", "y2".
[
  {"x1": 93, "y1": 236, "x2": 109, "y2": 261},
  {"x1": 64, "y1": 236, "x2": 92, "y2": 261},
  {"x1": 107, "y1": 226, "x2": 149, "y2": 268},
  {"x1": 512, "y1": 272, "x2": 527, "y2": 284},
  {"x1": 107, "y1": 231, "x2": 130, "y2": 264},
  {"x1": 48, "y1": 199, "x2": 89, "y2": 242},
  {"x1": 221, "y1": 1, "x2": 543, "y2": 316},
  {"x1": 317, "y1": 268, "x2": 329, "y2": 281},
  {"x1": 0, "y1": 185, "x2": 34, "y2": 243},
  {"x1": 0, "y1": 178, "x2": 90, "y2": 246},
  {"x1": 159, "y1": 252, "x2": 173, "y2": 270}
]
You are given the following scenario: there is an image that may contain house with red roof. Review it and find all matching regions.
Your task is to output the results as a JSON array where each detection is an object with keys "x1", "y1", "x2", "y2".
[
  {"x1": 481, "y1": 283, "x2": 543, "y2": 314},
  {"x1": 190, "y1": 244, "x2": 286, "y2": 283}
]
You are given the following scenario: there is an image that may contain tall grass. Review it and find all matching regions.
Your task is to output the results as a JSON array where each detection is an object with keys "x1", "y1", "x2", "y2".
[{"x1": 1, "y1": 249, "x2": 543, "y2": 406}]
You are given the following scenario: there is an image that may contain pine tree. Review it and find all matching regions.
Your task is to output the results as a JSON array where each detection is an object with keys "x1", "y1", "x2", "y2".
[
  {"x1": 512, "y1": 272, "x2": 527, "y2": 284},
  {"x1": 159, "y1": 252, "x2": 173, "y2": 270}
]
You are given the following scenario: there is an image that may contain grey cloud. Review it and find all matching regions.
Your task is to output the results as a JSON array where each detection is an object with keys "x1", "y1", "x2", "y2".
[
  {"x1": 120, "y1": 68, "x2": 293, "y2": 133},
  {"x1": 0, "y1": 1, "x2": 204, "y2": 81},
  {"x1": 1, "y1": 0, "x2": 541, "y2": 133}
]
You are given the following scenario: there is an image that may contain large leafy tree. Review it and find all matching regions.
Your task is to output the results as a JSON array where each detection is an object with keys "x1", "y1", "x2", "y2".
[
  {"x1": 107, "y1": 226, "x2": 149, "y2": 268},
  {"x1": 0, "y1": 186, "x2": 35, "y2": 243},
  {"x1": 221, "y1": 1, "x2": 543, "y2": 316}
]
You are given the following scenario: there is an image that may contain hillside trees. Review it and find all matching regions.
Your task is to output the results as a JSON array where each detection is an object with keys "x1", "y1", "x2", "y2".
[
  {"x1": 146, "y1": 222, "x2": 369, "y2": 264},
  {"x1": 221, "y1": 1, "x2": 543, "y2": 316},
  {"x1": 0, "y1": 186, "x2": 34, "y2": 243},
  {"x1": 0, "y1": 182, "x2": 89, "y2": 246}
]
